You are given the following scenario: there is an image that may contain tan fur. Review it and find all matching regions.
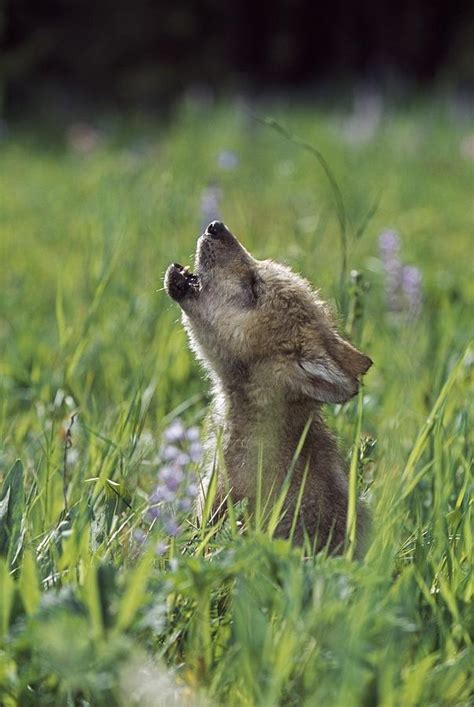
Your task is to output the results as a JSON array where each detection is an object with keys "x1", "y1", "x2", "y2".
[{"x1": 165, "y1": 222, "x2": 372, "y2": 554}]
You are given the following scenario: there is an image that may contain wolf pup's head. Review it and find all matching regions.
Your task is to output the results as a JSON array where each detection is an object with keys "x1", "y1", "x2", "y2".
[{"x1": 165, "y1": 221, "x2": 372, "y2": 403}]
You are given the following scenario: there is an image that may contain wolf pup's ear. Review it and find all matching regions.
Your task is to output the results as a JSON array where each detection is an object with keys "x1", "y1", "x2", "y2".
[{"x1": 298, "y1": 333, "x2": 372, "y2": 404}]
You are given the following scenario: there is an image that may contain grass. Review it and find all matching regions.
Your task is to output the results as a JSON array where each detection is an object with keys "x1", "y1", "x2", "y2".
[{"x1": 0, "y1": 96, "x2": 473, "y2": 705}]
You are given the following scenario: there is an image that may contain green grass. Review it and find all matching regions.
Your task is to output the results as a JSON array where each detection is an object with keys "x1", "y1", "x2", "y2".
[{"x1": 0, "y1": 98, "x2": 473, "y2": 705}]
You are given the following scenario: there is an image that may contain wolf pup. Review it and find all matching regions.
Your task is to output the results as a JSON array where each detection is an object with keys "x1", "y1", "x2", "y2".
[{"x1": 165, "y1": 221, "x2": 372, "y2": 553}]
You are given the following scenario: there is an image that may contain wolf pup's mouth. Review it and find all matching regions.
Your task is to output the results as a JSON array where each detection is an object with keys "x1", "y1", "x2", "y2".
[
  {"x1": 165, "y1": 262, "x2": 200, "y2": 302},
  {"x1": 165, "y1": 222, "x2": 241, "y2": 304}
]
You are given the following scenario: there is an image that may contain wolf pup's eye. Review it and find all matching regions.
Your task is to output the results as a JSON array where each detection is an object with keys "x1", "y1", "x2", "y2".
[
  {"x1": 241, "y1": 273, "x2": 260, "y2": 307},
  {"x1": 250, "y1": 273, "x2": 260, "y2": 302}
]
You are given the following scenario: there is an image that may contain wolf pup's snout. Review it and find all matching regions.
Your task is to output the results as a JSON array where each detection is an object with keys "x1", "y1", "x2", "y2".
[{"x1": 205, "y1": 220, "x2": 230, "y2": 239}]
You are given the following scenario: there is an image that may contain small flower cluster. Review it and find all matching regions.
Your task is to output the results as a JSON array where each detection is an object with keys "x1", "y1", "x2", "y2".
[
  {"x1": 133, "y1": 419, "x2": 203, "y2": 552},
  {"x1": 378, "y1": 230, "x2": 422, "y2": 320}
]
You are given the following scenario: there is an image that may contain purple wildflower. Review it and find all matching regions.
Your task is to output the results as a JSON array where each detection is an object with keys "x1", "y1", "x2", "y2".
[
  {"x1": 164, "y1": 419, "x2": 186, "y2": 443},
  {"x1": 160, "y1": 465, "x2": 184, "y2": 492},
  {"x1": 186, "y1": 483, "x2": 199, "y2": 498},
  {"x1": 378, "y1": 229, "x2": 400, "y2": 256},
  {"x1": 200, "y1": 185, "x2": 222, "y2": 230},
  {"x1": 188, "y1": 441, "x2": 203, "y2": 463},
  {"x1": 217, "y1": 150, "x2": 239, "y2": 170},
  {"x1": 150, "y1": 484, "x2": 175, "y2": 503},
  {"x1": 143, "y1": 418, "x2": 203, "y2": 539},
  {"x1": 378, "y1": 230, "x2": 403, "y2": 313},
  {"x1": 177, "y1": 497, "x2": 192, "y2": 512},
  {"x1": 164, "y1": 517, "x2": 181, "y2": 538},
  {"x1": 378, "y1": 230, "x2": 423, "y2": 321},
  {"x1": 402, "y1": 265, "x2": 423, "y2": 320},
  {"x1": 161, "y1": 445, "x2": 181, "y2": 462},
  {"x1": 146, "y1": 504, "x2": 161, "y2": 522},
  {"x1": 185, "y1": 426, "x2": 200, "y2": 442},
  {"x1": 132, "y1": 528, "x2": 147, "y2": 549},
  {"x1": 175, "y1": 452, "x2": 191, "y2": 466}
]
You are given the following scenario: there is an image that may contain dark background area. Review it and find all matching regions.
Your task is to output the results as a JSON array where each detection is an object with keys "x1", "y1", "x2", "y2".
[{"x1": 1, "y1": 0, "x2": 473, "y2": 115}]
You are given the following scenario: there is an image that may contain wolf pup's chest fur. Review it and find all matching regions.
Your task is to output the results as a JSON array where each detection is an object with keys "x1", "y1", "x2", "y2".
[{"x1": 165, "y1": 221, "x2": 372, "y2": 554}]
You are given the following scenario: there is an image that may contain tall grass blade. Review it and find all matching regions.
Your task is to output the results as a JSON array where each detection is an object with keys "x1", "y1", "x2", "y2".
[
  {"x1": 115, "y1": 548, "x2": 154, "y2": 632},
  {"x1": 266, "y1": 416, "x2": 312, "y2": 538},
  {"x1": 346, "y1": 390, "x2": 363, "y2": 559},
  {"x1": 0, "y1": 459, "x2": 25, "y2": 565},
  {"x1": 257, "y1": 116, "x2": 349, "y2": 308},
  {"x1": 401, "y1": 349, "x2": 468, "y2": 484}
]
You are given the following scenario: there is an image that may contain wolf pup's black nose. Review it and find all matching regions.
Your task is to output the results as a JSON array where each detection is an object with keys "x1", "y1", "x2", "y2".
[{"x1": 206, "y1": 221, "x2": 227, "y2": 237}]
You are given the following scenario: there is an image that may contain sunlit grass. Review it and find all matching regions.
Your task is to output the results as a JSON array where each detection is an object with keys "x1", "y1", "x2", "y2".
[{"x1": 0, "y1": 98, "x2": 472, "y2": 705}]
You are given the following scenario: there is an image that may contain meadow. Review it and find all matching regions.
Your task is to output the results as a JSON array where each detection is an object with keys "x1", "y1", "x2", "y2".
[{"x1": 0, "y1": 96, "x2": 472, "y2": 705}]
